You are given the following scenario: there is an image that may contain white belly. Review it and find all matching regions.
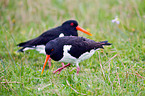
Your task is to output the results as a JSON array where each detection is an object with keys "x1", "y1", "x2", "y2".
[
  {"x1": 35, "y1": 45, "x2": 46, "y2": 54},
  {"x1": 59, "y1": 45, "x2": 76, "y2": 63},
  {"x1": 23, "y1": 45, "x2": 46, "y2": 54},
  {"x1": 78, "y1": 49, "x2": 96, "y2": 62},
  {"x1": 59, "y1": 45, "x2": 96, "y2": 64}
]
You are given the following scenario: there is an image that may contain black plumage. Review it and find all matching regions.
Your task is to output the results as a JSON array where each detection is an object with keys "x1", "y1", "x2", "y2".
[
  {"x1": 41, "y1": 36, "x2": 111, "y2": 74},
  {"x1": 17, "y1": 20, "x2": 92, "y2": 52},
  {"x1": 45, "y1": 36, "x2": 111, "y2": 61}
]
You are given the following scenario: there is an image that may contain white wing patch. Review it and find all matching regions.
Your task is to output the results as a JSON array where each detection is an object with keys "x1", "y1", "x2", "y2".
[{"x1": 59, "y1": 33, "x2": 64, "y2": 37}]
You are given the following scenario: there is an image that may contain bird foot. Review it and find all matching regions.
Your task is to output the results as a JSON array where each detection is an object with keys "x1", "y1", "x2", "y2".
[
  {"x1": 61, "y1": 63, "x2": 67, "y2": 69},
  {"x1": 76, "y1": 67, "x2": 80, "y2": 75},
  {"x1": 53, "y1": 63, "x2": 71, "y2": 74},
  {"x1": 48, "y1": 58, "x2": 51, "y2": 69}
]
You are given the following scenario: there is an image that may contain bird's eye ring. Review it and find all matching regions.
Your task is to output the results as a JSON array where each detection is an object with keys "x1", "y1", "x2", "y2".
[{"x1": 70, "y1": 23, "x2": 74, "y2": 26}]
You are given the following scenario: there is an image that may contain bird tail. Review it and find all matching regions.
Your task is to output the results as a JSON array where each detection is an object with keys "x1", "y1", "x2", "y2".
[
  {"x1": 17, "y1": 47, "x2": 35, "y2": 53},
  {"x1": 17, "y1": 47, "x2": 25, "y2": 52},
  {"x1": 17, "y1": 45, "x2": 46, "y2": 54},
  {"x1": 100, "y1": 41, "x2": 112, "y2": 46},
  {"x1": 17, "y1": 41, "x2": 29, "y2": 47},
  {"x1": 17, "y1": 41, "x2": 32, "y2": 52}
]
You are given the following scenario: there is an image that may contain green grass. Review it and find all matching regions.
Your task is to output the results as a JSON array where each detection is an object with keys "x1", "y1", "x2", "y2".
[{"x1": 0, "y1": 0, "x2": 145, "y2": 95}]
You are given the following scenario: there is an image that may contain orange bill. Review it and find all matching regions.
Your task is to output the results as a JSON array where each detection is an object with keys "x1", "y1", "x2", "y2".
[
  {"x1": 41, "y1": 55, "x2": 50, "y2": 75},
  {"x1": 76, "y1": 26, "x2": 92, "y2": 36}
]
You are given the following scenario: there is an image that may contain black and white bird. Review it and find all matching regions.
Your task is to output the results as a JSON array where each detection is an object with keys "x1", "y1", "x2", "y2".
[
  {"x1": 41, "y1": 36, "x2": 111, "y2": 75},
  {"x1": 17, "y1": 20, "x2": 92, "y2": 53},
  {"x1": 17, "y1": 20, "x2": 92, "y2": 68}
]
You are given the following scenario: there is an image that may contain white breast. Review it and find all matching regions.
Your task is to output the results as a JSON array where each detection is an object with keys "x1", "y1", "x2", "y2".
[{"x1": 59, "y1": 45, "x2": 77, "y2": 63}]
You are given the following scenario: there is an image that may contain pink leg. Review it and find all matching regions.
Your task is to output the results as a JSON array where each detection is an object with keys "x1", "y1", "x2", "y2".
[
  {"x1": 53, "y1": 63, "x2": 71, "y2": 74},
  {"x1": 61, "y1": 62, "x2": 66, "y2": 69},
  {"x1": 48, "y1": 58, "x2": 51, "y2": 68},
  {"x1": 77, "y1": 66, "x2": 80, "y2": 75},
  {"x1": 61, "y1": 63, "x2": 65, "y2": 67}
]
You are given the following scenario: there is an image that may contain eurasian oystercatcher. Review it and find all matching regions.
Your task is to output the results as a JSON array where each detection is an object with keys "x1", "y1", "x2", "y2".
[
  {"x1": 17, "y1": 20, "x2": 92, "y2": 53},
  {"x1": 41, "y1": 36, "x2": 111, "y2": 75},
  {"x1": 17, "y1": 20, "x2": 92, "y2": 68}
]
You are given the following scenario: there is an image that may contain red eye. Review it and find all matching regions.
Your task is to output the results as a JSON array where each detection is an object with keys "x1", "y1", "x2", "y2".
[
  {"x1": 70, "y1": 23, "x2": 74, "y2": 26},
  {"x1": 51, "y1": 49, "x2": 54, "y2": 51}
]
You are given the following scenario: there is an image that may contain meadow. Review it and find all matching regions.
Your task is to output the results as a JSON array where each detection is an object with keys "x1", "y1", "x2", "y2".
[{"x1": 0, "y1": 0, "x2": 145, "y2": 95}]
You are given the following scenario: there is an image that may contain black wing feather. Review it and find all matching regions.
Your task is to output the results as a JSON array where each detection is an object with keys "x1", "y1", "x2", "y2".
[{"x1": 17, "y1": 27, "x2": 61, "y2": 47}]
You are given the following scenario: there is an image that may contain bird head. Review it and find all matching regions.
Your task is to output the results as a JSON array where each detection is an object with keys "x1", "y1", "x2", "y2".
[
  {"x1": 62, "y1": 20, "x2": 92, "y2": 36},
  {"x1": 41, "y1": 43, "x2": 56, "y2": 75}
]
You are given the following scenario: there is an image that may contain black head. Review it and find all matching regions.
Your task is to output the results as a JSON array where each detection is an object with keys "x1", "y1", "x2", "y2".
[
  {"x1": 45, "y1": 40, "x2": 64, "y2": 61},
  {"x1": 45, "y1": 40, "x2": 62, "y2": 56},
  {"x1": 61, "y1": 20, "x2": 92, "y2": 36},
  {"x1": 41, "y1": 40, "x2": 62, "y2": 75},
  {"x1": 45, "y1": 43, "x2": 55, "y2": 55},
  {"x1": 62, "y1": 20, "x2": 78, "y2": 29}
]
